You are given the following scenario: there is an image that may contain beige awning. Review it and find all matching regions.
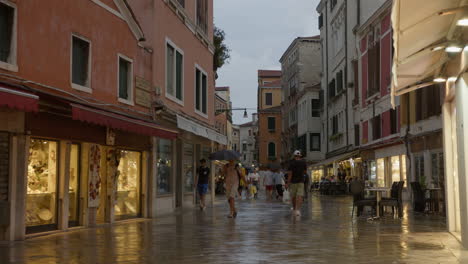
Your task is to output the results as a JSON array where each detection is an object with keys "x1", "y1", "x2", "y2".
[
  {"x1": 391, "y1": 0, "x2": 468, "y2": 106},
  {"x1": 310, "y1": 150, "x2": 360, "y2": 168}
]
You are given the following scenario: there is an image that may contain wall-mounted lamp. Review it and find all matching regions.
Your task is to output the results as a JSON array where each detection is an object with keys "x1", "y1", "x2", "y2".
[
  {"x1": 445, "y1": 43, "x2": 463, "y2": 53},
  {"x1": 433, "y1": 76, "x2": 447, "y2": 83}
]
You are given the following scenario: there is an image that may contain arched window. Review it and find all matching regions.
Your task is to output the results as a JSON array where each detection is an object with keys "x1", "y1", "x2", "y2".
[{"x1": 268, "y1": 142, "x2": 276, "y2": 158}]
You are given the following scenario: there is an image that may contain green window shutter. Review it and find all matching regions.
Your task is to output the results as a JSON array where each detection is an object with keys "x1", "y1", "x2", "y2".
[
  {"x1": 176, "y1": 51, "x2": 183, "y2": 100},
  {"x1": 268, "y1": 117, "x2": 275, "y2": 130},
  {"x1": 166, "y1": 45, "x2": 174, "y2": 96},
  {"x1": 268, "y1": 142, "x2": 275, "y2": 157},
  {"x1": 119, "y1": 58, "x2": 129, "y2": 99},
  {"x1": 195, "y1": 69, "x2": 201, "y2": 110},
  {"x1": 72, "y1": 37, "x2": 90, "y2": 86},
  {"x1": 202, "y1": 73, "x2": 207, "y2": 113}
]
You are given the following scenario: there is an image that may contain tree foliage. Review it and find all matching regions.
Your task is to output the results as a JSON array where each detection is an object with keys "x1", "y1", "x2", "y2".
[{"x1": 213, "y1": 26, "x2": 230, "y2": 79}]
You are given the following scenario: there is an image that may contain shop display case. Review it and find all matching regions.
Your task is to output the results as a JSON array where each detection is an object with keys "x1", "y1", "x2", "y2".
[{"x1": 26, "y1": 139, "x2": 58, "y2": 232}]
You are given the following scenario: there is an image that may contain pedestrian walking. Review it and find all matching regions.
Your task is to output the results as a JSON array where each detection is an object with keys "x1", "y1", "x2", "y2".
[
  {"x1": 285, "y1": 150, "x2": 307, "y2": 217},
  {"x1": 273, "y1": 169, "x2": 285, "y2": 200},
  {"x1": 263, "y1": 169, "x2": 275, "y2": 201},
  {"x1": 196, "y1": 159, "x2": 210, "y2": 210},
  {"x1": 247, "y1": 168, "x2": 260, "y2": 199},
  {"x1": 224, "y1": 160, "x2": 246, "y2": 218}
]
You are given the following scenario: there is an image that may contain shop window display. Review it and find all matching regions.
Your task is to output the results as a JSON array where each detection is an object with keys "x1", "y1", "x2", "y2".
[
  {"x1": 68, "y1": 144, "x2": 80, "y2": 227},
  {"x1": 157, "y1": 139, "x2": 172, "y2": 194},
  {"x1": 183, "y1": 143, "x2": 194, "y2": 193},
  {"x1": 391, "y1": 156, "x2": 400, "y2": 184},
  {"x1": 199, "y1": 146, "x2": 211, "y2": 194},
  {"x1": 114, "y1": 150, "x2": 141, "y2": 220},
  {"x1": 26, "y1": 139, "x2": 58, "y2": 232},
  {"x1": 368, "y1": 160, "x2": 377, "y2": 186},
  {"x1": 376, "y1": 158, "x2": 385, "y2": 187}
]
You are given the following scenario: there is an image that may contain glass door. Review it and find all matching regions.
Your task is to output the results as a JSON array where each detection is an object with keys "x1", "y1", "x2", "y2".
[
  {"x1": 114, "y1": 150, "x2": 141, "y2": 220},
  {"x1": 26, "y1": 139, "x2": 59, "y2": 233},
  {"x1": 68, "y1": 144, "x2": 80, "y2": 227}
]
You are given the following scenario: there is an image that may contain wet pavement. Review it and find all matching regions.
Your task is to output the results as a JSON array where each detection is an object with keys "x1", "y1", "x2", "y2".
[{"x1": 1, "y1": 194, "x2": 467, "y2": 264}]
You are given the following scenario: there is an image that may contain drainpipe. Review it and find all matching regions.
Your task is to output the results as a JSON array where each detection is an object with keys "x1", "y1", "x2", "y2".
[
  {"x1": 325, "y1": 4, "x2": 329, "y2": 155},
  {"x1": 344, "y1": 0, "x2": 349, "y2": 148}
]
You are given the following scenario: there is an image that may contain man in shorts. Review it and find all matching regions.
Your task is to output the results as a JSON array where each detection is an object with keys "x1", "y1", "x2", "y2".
[
  {"x1": 285, "y1": 150, "x2": 307, "y2": 216},
  {"x1": 196, "y1": 159, "x2": 210, "y2": 210}
]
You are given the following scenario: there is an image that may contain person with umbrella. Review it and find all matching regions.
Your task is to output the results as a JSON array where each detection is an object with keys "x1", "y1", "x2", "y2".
[{"x1": 210, "y1": 150, "x2": 246, "y2": 218}]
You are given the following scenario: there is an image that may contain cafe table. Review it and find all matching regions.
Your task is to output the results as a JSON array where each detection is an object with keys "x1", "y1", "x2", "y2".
[{"x1": 365, "y1": 187, "x2": 392, "y2": 219}]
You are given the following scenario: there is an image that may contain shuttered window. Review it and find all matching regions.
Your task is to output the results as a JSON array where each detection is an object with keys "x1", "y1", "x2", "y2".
[
  {"x1": 310, "y1": 133, "x2": 320, "y2": 151},
  {"x1": 336, "y1": 70, "x2": 343, "y2": 93},
  {"x1": 118, "y1": 56, "x2": 132, "y2": 101},
  {"x1": 195, "y1": 67, "x2": 208, "y2": 114},
  {"x1": 268, "y1": 142, "x2": 276, "y2": 157},
  {"x1": 166, "y1": 42, "x2": 184, "y2": 102},
  {"x1": 265, "y1": 93, "x2": 272, "y2": 106},
  {"x1": 311, "y1": 99, "x2": 320, "y2": 117},
  {"x1": 72, "y1": 36, "x2": 90, "y2": 87},
  {"x1": 268, "y1": 117, "x2": 275, "y2": 130}
]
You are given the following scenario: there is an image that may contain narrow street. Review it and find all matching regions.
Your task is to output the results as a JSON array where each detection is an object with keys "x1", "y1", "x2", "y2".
[{"x1": 1, "y1": 195, "x2": 466, "y2": 264}]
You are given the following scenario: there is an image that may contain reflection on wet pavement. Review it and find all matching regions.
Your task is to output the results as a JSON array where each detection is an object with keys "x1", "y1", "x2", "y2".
[{"x1": 1, "y1": 195, "x2": 467, "y2": 263}]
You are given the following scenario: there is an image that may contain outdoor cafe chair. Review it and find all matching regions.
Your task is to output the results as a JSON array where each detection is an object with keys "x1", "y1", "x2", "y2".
[
  {"x1": 350, "y1": 180, "x2": 376, "y2": 217},
  {"x1": 379, "y1": 181, "x2": 404, "y2": 218}
]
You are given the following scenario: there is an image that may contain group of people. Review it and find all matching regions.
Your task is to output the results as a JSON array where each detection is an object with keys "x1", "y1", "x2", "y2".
[{"x1": 195, "y1": 150, "x2": 309, "y2": 218}]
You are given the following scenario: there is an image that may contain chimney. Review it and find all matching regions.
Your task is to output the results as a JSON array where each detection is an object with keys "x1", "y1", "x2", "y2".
[{"x1": 252, "y1": 113, "x2": 258, "y2": 122}]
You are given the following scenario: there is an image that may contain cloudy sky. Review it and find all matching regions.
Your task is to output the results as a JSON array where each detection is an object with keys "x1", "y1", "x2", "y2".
[{"x1": 214, "y1": 0, "x2": 321, "y2": 125}]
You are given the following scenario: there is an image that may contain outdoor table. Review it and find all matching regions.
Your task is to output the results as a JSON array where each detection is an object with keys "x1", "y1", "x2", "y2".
[{"x1": 365, "y1": 187, "x2": 391, "y2": 219}]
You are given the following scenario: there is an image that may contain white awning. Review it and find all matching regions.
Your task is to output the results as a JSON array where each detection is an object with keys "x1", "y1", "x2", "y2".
[
  {"x1": 391, "y1": 0, "x2": 468, "y2": 106},
  {"x1": 311, "y1": 150, "x2": 360, "y2": 168},
  {"x1": 177, "y1": 115, "x2": 227, "y2": 145}
]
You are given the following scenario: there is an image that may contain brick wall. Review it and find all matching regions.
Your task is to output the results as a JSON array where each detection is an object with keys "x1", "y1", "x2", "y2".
[{"x1": 0, "y1": 132, "x2": 9, "y2": 201}]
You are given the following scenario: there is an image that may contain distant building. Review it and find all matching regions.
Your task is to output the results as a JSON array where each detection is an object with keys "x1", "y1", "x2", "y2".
[
  {"x1": 215, "y1": 86, "x2": 233, "y2": 149},
  {"x1": 256, "y1": 70, "x2": 282, "y2": 168},
  {"x1": 239, "y1": 114, "x2": 258, "y2": 167},
  {"x1": 279, "y1": 36, "x2": 323, "y2": 164},
  {"x1": 232, "y1": 125, "x2": 240, "y2": 152}
]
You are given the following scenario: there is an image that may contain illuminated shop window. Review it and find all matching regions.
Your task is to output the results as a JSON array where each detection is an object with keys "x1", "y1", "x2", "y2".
[
  {"x1": 114, "y1": 150, "x2": 141, "y2": 220},
  {"x1": 26, "y1": 139, "x2": 58, "y2": 233}
]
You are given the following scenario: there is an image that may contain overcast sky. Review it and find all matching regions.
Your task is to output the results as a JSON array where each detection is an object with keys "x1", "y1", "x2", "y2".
[{"x1": 214, "y1": 0, "x2": 321, "y2": 125}]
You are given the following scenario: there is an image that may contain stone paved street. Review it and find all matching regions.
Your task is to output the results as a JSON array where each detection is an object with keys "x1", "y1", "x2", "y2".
[{"x1": 1, "y1": 194, "x2": 467, "y2": 264}]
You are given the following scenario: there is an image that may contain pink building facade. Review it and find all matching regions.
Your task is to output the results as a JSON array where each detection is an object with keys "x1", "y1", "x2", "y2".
[{"x1": 0, "y1": 0, "x2": 221, "y2": 241}]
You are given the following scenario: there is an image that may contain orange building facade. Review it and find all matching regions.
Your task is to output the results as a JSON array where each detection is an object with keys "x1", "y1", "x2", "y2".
[{"x1": 256, "y1": 70, "x2": 283, "y2": 167}]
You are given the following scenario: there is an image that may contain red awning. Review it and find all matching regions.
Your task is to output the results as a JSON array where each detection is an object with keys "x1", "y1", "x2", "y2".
[
  {"x1": 0, "y1": 86, "x2": 39, "y2": 112},
  {"x1": 71, "y1": 104, "x2": 177, "y2": 139}
]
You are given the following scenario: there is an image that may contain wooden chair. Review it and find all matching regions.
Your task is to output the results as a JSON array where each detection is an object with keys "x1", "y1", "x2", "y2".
[
  {"x1": 380, "y1": 181, "x2": 404, "y2": 218},
  {"x1": 350, "y1": 180, "x2": 376, "y2": 217}
]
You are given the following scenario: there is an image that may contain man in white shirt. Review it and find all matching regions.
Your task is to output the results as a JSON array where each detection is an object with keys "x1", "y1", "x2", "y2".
[{"x1": 263, "y1": 169, "x2": 275, "y2": 201}]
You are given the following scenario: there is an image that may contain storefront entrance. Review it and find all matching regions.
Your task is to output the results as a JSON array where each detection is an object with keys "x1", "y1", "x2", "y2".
[{"x1": 26, "y1": 139, "x2": 59, "y2": 234}]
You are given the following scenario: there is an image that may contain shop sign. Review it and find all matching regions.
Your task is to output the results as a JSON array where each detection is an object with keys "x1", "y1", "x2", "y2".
[
  {"x1": 135, "y1": 76, "x2": 152, "y2": 92},
  {"x1": 135, "y1": 89, "x2": 151, "y2": 108},
  {"x1": 88, "y1": 144, "x2": 101, "y2": 207},
  {"x1": 135, "y1": 76, "x2": 152, "y2": 108},
  {"x1": 177, "y1": 115, "x2": 228, "y2": 145}
]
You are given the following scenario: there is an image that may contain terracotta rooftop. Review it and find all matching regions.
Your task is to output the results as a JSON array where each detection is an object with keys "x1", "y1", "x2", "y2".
[
  {"x1": 215, "y1": 86, "x2": 230, "y2": 91},
  {"x1": 258, "y1": 70, "x2": 281, "y2": 78},
  {"x1": 263, "y1": 79, "x2": 282, "y2": 88}
]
